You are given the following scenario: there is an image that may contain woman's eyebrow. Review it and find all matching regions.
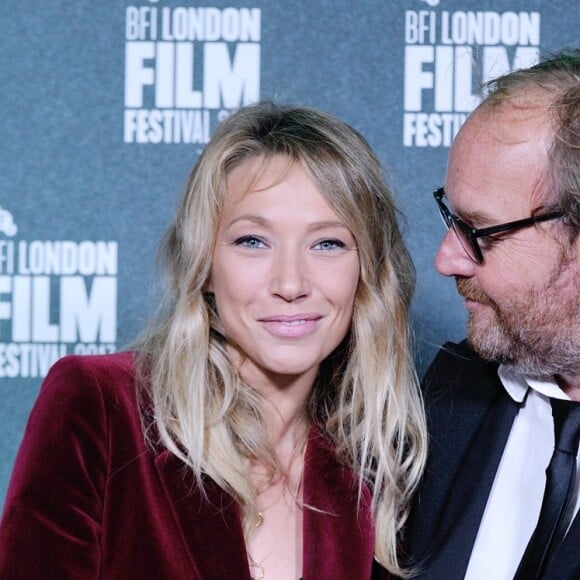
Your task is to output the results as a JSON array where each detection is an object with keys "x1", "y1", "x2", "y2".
[
  {"x1": 306, "y1": 221, "x2": 350, "y2": 232},
  {"x1": 227, "y1": 215, "x2": 271, "y2": 228}
]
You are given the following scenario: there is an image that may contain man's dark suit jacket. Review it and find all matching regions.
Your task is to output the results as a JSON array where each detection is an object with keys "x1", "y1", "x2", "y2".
[
  {"x1": 0, "y1": 353, "x2": 374, "y2": 579},
  {"x1": 404, "y1": 340, "x2": 580, "y2": 579}
]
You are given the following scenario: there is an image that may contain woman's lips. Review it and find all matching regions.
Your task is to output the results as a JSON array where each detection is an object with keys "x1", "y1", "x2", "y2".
[{"x1": 259, "y1": 314, "x2": 322, "y2": 338}]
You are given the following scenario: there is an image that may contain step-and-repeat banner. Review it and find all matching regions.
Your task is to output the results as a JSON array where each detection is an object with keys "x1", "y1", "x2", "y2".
[{"x1": 0, "y1": 0, "x2": 577, "y2": 505}]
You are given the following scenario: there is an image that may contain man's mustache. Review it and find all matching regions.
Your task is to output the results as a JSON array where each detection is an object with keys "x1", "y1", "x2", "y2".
[{"x1": 455, "y1": 278, "x2": 495, "y2": 307}]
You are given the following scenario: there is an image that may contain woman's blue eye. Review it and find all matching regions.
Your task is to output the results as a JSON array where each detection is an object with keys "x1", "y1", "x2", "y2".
[
  {"x1": 234, "y1": 236, "x2": 266, "y2": 249},
  {"x1": 313, "y1": 239, "x2": 346, "y2": 251}
]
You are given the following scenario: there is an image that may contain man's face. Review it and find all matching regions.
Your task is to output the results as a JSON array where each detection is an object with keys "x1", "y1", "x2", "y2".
[{"x1": 435, "y1": 104, "x2": 579, "y2": 378}]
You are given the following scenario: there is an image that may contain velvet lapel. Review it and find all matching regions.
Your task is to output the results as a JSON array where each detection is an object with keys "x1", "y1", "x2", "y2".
[
  {"x1": 302, "y1": 428, "x2": 374, "y2": 580},
  {"x1": 154, "y1": 450, "x2": 252, "y2": 580},
  {"x1": 154, "y1": 428, "x2": 374, "y2": 579}
]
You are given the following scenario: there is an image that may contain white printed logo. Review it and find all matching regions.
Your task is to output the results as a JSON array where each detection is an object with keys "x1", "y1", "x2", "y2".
[
  {"x1": 0, "y1": 206, "x2": 18, "y2": 237},
  {"x1": 123, "y1": 6, "x2": 261, "y2": 145},
  {"x1": 402, "y1": 9, "x2": 541, "y2": 147},
  {"x1": 0, "y1": 228, "x2": 119, "y2": 379}
]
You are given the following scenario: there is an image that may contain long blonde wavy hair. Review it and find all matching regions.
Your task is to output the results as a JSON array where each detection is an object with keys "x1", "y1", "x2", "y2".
[{"x1": 135, "y1": 102, "x2": 427, "y2": 575}]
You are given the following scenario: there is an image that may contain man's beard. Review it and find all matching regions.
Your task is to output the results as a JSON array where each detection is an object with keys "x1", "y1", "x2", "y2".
[{"x1": 455, "y1": 260, "x2": 579, "y2": 379}]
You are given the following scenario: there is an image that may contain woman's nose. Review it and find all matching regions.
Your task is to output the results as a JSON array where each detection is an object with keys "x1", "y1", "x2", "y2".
[{"x1": 269, "y1": 249, "x2": 310, "y2": 301}]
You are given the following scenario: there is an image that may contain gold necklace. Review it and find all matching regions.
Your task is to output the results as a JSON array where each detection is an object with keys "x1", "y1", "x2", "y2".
[
  {"x1": 248, "y1": 441, "x2": 307, "y2": 579},
  {"x1": 254, "y1": 437, "x2": 308, "y2": 527},
  {"x1": 249, "y1": 561, "x2": 265, "y2": 580},
  {"x1": 254, "y1": 473, "x2": 297, "y2": 526},
  {"x1": 249, "y1": 560, "x2": 266, "y2": 580},
  {"x1": 248, "y1": 486, "x2": 301, "y2": 580}
]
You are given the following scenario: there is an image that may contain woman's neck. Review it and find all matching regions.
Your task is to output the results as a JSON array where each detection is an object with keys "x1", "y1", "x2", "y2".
[
  {"x1": 264, "y1": 396, "x2": 309, "y2": 448},
  {"x1": 229, "y1": 344, "x2": 318, "y2": 433},
  {"x1": 247, "y1": 414, "x2": 307, "y2": 580}
]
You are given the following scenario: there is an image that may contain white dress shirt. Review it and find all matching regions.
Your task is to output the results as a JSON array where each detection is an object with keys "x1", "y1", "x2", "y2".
[{"x1": 465, "y1": 365, "x2": 580, "y2": 580}]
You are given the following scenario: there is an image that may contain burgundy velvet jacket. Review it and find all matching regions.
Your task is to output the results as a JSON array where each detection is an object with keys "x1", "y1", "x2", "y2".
[{"x1": 0, "y1": 353, "x2": 375, "y2": 579}]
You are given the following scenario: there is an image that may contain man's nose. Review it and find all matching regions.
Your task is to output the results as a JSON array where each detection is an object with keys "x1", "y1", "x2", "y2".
[{"x1": 435, "y1": 229, "x2": 477, "y2": 278}]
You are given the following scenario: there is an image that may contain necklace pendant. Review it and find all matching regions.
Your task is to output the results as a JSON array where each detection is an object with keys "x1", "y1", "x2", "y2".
[{"x1": 249, "y1": 562, "x2": 265, "y2": 580}]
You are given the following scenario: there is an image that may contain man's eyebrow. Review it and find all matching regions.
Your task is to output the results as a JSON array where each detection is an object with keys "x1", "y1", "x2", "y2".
[{"x1": 455, "y1": 207, "x2": 496, "y2": 228}]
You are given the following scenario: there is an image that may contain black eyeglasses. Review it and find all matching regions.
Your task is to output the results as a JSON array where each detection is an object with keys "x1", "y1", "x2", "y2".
[{"x1": 434, "y1": 187, "x2": 564, "y2": 264}]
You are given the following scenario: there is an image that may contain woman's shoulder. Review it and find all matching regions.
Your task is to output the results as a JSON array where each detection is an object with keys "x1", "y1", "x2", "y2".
[
  {"x1": 38, "y1": 351, "x2": 138, "y2": 413},
  {"x1": 47, "y1": 350, "x2": 135, "y2": 379}
]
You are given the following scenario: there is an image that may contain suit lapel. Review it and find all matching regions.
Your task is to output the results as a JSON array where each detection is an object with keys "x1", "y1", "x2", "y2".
[
  {"x1": 423, "y1": 390, "x2": 520, "y2": 577},
  {"x1": 302, "y1": 428, "x2": 374, "y2": 580},
  {"x1": 545, "y1": 510, "x2": 580, "y2": 579},
  {"x1": 154, "y1": 450, "x2": 251, "y2": 580},
  {"x1": 406, "y1": 341, "x2": 521, "y2": 577}
]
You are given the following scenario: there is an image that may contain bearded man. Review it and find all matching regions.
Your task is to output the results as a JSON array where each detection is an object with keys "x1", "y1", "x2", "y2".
[{"x1": 405, "y1": 50, "x2": 580, "y2": 580}]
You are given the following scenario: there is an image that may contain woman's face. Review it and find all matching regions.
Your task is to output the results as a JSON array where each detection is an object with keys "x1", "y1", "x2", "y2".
[{"x1": 209, "y1": 155, "x2": 360, "y2": 391}]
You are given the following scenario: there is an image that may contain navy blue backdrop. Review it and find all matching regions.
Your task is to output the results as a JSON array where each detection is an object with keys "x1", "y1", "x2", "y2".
[{"x1": 0, "y1": 0, "x2": 577, "y2": 507}]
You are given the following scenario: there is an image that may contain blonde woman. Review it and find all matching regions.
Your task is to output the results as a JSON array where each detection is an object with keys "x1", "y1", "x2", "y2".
[{"x1": 0, "y1": 103, "x2": 427, "y2": 579}]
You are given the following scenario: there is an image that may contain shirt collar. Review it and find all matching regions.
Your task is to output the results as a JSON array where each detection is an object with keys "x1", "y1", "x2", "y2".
[{"x1": 498, "y1": 364, "x2": 570, "y2": 402}]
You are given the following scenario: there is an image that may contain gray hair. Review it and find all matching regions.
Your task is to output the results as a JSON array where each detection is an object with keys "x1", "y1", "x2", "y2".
[{"x1": 480, "y1": 49, "x2": 580, "y2": 235}]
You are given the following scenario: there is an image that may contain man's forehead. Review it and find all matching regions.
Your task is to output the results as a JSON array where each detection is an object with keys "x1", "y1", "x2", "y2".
[
  {"x1": 445, "y1": 104, "x2": 553, "y2": 219},
  {"x1": 461, "y1": 99, "x2": 552, "y2": 148}
]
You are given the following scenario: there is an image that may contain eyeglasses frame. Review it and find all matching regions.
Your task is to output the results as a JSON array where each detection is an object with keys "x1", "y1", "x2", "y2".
[{"x1": 433, "y1": 187, "x2": 565, "y2": 264}]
